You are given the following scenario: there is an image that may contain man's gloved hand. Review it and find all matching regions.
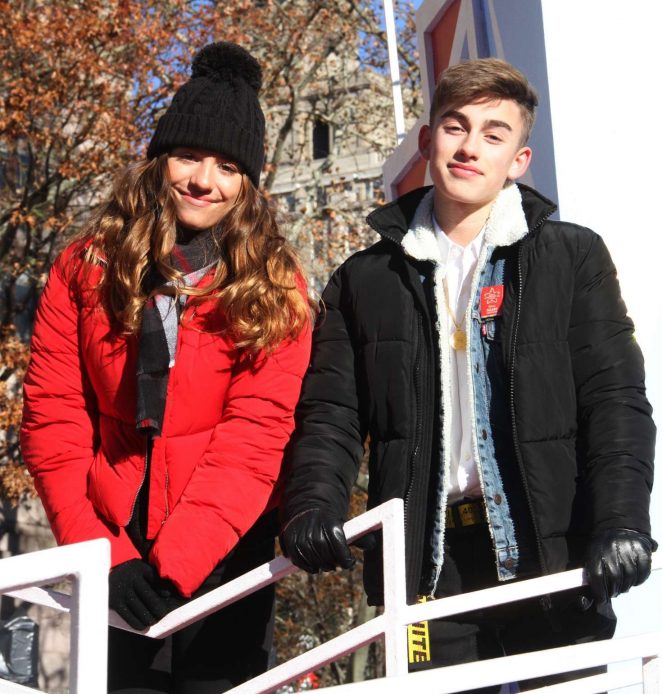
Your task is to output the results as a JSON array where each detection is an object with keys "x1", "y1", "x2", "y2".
[
  {"x1": 109, "y1": 559, "x2": 174, "y2": 630},
  {"x1": 584, "y1": 528, "x2": 657, "y2": 604},
  {"x1": 280, "y1": 509, "x2": 355, "y2": 573}
]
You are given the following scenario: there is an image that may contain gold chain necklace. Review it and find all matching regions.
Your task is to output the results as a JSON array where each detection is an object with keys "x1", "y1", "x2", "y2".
[{"x1": 442, "y1": 277, "x2": 467, "y2": 351}]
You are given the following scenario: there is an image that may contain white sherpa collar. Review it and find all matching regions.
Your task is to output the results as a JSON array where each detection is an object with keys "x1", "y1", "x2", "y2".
[
  {"x1": 484, "y1": 183, "x2": 529, "y2": 247},
  {"x1": 401, "y1": 184, "x2": 529, "y2": 262},
  {"x1": 401, "y1": 188, "x2": 439, "y2": 263}
]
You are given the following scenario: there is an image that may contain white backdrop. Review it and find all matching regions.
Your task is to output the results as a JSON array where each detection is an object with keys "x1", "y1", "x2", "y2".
[{"x1": 541, "y1": 3, "x2": 662, "y2": 689}]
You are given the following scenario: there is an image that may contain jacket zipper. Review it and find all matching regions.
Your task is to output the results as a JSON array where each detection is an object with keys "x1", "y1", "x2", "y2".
[
  {"x1": 163, "y1": 465, "x2": 170, "y2": 523},
  {"x1": 403, "y1": 311, "x2": 422, "y2": 567},
  {"x1": 405, "y1": 274, "x2": 438, "y2": 601},
  {"x1": 127, "y1": 434, "x2": 151, "y2": 525},
  {"x1": 509, "y1": 214, "x2": 553, "y2": 608}
]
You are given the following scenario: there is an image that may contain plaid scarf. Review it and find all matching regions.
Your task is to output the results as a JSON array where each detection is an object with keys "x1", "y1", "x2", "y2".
[{"x1": 136, "y1": 229, "x2": 221, "y2": 435}]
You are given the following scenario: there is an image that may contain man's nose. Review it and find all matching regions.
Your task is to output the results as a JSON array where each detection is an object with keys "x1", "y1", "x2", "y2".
[{"x1": 457, "y1": 131, "x2": 480, "y2": 159}]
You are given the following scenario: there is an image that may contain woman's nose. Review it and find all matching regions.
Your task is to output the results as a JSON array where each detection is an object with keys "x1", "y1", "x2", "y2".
[{"x1": 189, "y1": 160, "x2": 214, "y2": 190}]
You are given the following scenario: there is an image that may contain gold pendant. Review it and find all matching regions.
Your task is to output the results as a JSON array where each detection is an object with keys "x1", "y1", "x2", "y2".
[{"x1": 450, "y1": 328, "x2": 467, "y2": 351}]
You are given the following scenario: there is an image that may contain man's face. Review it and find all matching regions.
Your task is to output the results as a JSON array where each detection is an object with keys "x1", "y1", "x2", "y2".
[{"x1": 419, "y1": 99, "x2": 532, "y2": 214}]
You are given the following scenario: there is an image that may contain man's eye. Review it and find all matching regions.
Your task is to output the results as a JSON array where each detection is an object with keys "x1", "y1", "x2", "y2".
[{"x1": 444, "y1": 125, "x2": 464, "y2": 134}]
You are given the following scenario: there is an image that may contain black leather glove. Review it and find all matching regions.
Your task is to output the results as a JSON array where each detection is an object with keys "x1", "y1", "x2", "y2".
[
  {"x1": 584, "y1": 528, "x2": 657, "y2": 604},
  {"x1": 280, "y1": 509, "x2": 355, "y2": 573},
  {"x1": 109, "y1": 559, "x2": 174, "y2": 630}
]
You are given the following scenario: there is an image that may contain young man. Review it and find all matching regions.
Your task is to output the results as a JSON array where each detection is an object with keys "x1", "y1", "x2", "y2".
[{"x1": 279, "y1": 59, "x2": 656, "y2": 689}]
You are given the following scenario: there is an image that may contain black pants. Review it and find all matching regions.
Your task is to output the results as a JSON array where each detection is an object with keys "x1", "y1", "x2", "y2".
[
  {"x1": 108, "y1": 515, "x2": 276, "y2": 694},
  {"x1": 410, "y1": 523, "x2": 617, "y2": 693}
]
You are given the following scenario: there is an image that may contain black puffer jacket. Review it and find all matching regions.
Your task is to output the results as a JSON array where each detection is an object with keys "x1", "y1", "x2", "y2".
[{"x1": 282, "y1": 185, "x2": 655, "y2": 605}]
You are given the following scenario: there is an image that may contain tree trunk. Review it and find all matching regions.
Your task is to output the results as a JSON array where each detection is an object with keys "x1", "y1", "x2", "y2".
[{"x1": 350, "y1": 592, "x2": 376, "y2": 682}]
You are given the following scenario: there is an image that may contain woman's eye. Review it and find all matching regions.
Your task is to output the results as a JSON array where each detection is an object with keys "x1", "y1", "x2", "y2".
[{"x1": 219, "y1": 163, "x2": 239, "y2": 174}]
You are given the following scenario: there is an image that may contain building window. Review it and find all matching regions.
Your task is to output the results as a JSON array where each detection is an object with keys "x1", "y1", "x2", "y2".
[{"x1": 312, "y1": 119, "x2": 330, "y2": 160}]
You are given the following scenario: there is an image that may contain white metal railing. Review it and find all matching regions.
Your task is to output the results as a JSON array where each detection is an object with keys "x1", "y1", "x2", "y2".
[
  {"x1": 0, "y1": 538, "x2": 110, "y2": 693},
  {"x1": 3, "y1": 499, "x2": 661, "y2": 693},
  {"x1": 320, "y1": 631, "x2": 662, "y2": 692}
]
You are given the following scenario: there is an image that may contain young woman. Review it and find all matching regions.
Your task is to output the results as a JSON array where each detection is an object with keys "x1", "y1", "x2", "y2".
[{"x1": 20, "y1": 42, "x2": 313, "y2": 693}]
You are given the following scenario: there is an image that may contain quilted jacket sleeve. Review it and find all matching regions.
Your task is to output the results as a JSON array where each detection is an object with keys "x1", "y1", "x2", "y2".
[
  {"x1": 20, "y1": 247, "x2": 140, "y2": 567},
  {"x1": 150, "y1": 312, "x2": 313, "y2": 596},
  {"x1": 569, "y1": 232, "x2": 655, "y2": 536},
  {"x1": 279, "y1": 266, "x2": 366, "y2": 526}
]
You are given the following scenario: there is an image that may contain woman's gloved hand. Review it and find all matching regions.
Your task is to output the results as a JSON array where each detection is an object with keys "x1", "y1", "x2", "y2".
[
  {"x1": 584, "y1": 528, "x2": 657, "y2": 604},
  {"x1": 109, "y1": 559, "x2": 176, "y2": 630}
]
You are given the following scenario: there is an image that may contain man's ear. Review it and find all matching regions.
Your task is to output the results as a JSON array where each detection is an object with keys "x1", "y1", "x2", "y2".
[
  {"x1": 418, "y1": 124, "x2": 432, "y2": 160},
  {"x1": 508, "y1": 146, "x2": 532, "y2": 181}
]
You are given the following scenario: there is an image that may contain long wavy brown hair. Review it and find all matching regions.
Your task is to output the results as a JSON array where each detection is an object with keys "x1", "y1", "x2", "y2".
[{"x1": 80, "y1": 155, "x2": 314, "y2": 354}]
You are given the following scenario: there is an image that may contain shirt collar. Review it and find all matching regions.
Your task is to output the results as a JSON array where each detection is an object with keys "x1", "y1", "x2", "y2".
[{"x1": 432, "y1": 215, "x2": 485, "y2": 265}]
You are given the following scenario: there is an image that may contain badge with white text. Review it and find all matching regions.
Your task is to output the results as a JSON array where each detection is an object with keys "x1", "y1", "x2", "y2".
[{"x1": 480, "y1": 285, "x2": 504, "y2": 319}]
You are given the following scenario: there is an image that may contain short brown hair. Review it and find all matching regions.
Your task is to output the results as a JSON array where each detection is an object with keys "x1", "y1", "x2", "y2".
[{"x1": 430, "y1": 58, "x2": 538, "y2": 144}]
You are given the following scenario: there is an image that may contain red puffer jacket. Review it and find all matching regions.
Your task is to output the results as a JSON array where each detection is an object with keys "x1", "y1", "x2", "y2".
[{"x1": 21, "y1": 242, "x2": 312, "y2": 597}]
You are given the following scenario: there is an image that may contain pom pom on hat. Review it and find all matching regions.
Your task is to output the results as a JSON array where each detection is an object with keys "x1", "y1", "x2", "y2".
[
  {"x1": 192, "y1": 42, "x2": 262, "y2": 93},
  {"x1": 147, "y1": 41, "x2": 266, "y2": 187}
]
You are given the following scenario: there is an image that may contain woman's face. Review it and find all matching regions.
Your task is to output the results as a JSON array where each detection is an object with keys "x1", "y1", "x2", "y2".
[{"x1": 167, "y1": 147, "x2": 243, "y2": 231}]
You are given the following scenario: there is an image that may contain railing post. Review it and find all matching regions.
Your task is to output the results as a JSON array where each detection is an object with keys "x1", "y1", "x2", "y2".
[
  {"x1": 380, "y1": 498, "x2": 409, "y2": 677},
  {"x1": 643, "y1": 650, "x2": 662, "y2": 693},
  {"x1": 68, "y1": 540, "x2": 110, "y2": 694}
]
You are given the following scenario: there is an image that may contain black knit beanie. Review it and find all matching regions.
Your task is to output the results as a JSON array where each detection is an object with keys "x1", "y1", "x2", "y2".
[{"x1": 147, "y1": 42, "x2": 265, "y2": 187}]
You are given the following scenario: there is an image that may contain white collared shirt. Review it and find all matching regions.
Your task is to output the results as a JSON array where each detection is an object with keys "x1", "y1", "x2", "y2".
[{"x1": 433, "y1": 216, "x2": 484, "y2": 503}]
